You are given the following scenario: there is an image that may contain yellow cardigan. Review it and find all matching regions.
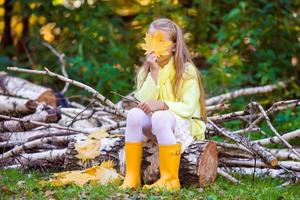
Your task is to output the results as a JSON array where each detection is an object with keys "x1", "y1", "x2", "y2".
[{"x1": 134, "y1": 56, "x2": 206, "y2": 140}]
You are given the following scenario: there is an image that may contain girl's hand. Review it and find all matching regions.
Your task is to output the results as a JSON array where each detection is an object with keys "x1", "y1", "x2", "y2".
[
  {"x1": 137, "y1": 100, "x2": 166, "y2": 113},
  {"x1": 145, "y1": 52, "x2": 160, "y2": 72}
]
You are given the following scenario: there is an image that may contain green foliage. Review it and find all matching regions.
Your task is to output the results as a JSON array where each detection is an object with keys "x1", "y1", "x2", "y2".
[
  {"x1": 1, "y1": 169, "x2": 300, "y2": 199},
  {"x1": 0, "y1": 0, "x2": 298, "y2": 103}
]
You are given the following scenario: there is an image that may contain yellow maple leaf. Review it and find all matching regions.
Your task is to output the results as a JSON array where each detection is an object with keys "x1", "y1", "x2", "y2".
[
  {"x1": 52, "y1": 171, "x2": 73, "y2": 179},
  {"x1": 84, "y1": 161, "x2": 114, "y2": 176},
  {"x1": 84, "y1": 161, "x2": 121, "y2": 185},
  {"x1": 96, "y1": 167, "x2": 121, "y2": 185},
  {"x1": 49, "y1": 171, "x2": 97, "y2": 187},
  {"x1": 61, "y1": 171, "x2": 97, "y2": 187},
  {"x1": 74, "y1": 139, "x2": 100, "y2": 162},
  {"x1": 48, "y1": 178, "x2": 64, "y2": 187},
  {"x1": 88, "y1": 128, "x2": 109, "y2": 140},
  {"x1": 47, "y1": 161, "x2": 121, "y2": 187},
  {"x1": 100, "y1": 160, "x2": 114, "y2": 169},
  {"x1": 140, "y1": 31, "x2": 173, "y2": 57}
]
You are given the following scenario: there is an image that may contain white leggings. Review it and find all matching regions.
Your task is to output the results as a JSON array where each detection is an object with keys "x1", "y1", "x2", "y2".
[{"x1": 125, "y1": 107, "x2": 177, "y2": 145}]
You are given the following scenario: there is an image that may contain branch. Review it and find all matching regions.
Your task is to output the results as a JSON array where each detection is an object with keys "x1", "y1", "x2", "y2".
[
  {"x1": 206, "y1": 80, "x2": 291, "y2": 106},
  {"x1": 7, "y1": 66, "x2": 126, "y2": 118},
  {"x1": 42, "y1": 42, "x2": 69, "y2": 94},
  {"x1": 255, "y1": 129, "x2": 300, "y2": 146},
  {"x1": 246, "y1": 102, "x2": 300, "y2": 159},
  {"x1": 217, "y1": 168, "x2": 240, "y2": 184},
  {"x1": 208, "y1": 119, "x2": 278, "y2": 166}
]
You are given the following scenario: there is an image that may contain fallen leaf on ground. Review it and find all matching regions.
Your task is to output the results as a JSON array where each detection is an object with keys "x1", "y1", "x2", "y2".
[{"x1": 47, "y1": 160, "x2": 122, "y2": 187}]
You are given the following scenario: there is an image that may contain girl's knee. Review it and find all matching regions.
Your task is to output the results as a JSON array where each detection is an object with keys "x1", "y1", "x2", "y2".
[
  {"x1": 151, "y1": 111, "x2": 174, "y2": 131},
  {"x1": 126, "y1": 107, "x2": 147, "y2": 127}
]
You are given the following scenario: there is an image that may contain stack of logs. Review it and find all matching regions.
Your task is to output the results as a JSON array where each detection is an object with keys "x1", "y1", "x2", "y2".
[{"x1": 0, "y1": 68, "x2": 299, "y2": 188}]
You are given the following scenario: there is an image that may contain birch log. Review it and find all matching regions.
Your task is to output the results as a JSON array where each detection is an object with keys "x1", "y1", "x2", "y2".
[
  {"x1": 0, "y1": 136, "x2": 75, "y2": 161},
  {"x1": 0, "y1": 128, "x2": 77, "y2": 142},
  {"x1": 219, "y1": 158, "x2": 300, "y2": 171},
  {"x1": 0, "y1": 109, "x2": 61, "y2": 132},
  {"x1": 219, "y1": 167, "x2": 292, "y2": 179},
  {"x1": 255, "y1": 129, "x2": 300, "y2": 146},
  {"x1": 205, "y1": 80, "x2": 288, "y2": 106},
  {"x1": 64, "y1": 137, "x2": 218, "y2": 187},
  {"x1": 4, "y1": 149, "x2": 66, "y2": 170},
  {"x1": 0, "y1": 95, "x2": 37, "y2": 115},
  {"x1": 0, "y1": 72, "x2": 56, "y2": 107}
]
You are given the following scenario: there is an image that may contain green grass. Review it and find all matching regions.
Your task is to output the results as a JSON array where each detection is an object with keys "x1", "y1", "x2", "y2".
[{"x1": 0, "y1": 169, "x2": 299, "y2": 200}]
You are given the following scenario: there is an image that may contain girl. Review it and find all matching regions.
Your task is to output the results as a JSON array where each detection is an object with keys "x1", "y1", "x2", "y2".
[{"x1": 120, "y1": 18, "x2": 207, "y2": 191}]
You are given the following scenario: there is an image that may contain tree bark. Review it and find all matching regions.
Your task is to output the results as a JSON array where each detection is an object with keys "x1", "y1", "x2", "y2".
[
  {"x1": 1, "y1": 0, "x2": 13, "y2": 49},
  {"x1": 0, "y1": 109, "x2": 61, "y2": 132},
  {"x1": 0, "y1": 73, "x2": 57, "y2": 107},
  {"x1": 0, "y1": 95, "x2": 37, "y2": 115}
]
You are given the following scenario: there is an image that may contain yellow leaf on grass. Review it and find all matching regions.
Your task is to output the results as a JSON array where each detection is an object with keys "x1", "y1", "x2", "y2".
[
  {"x1": 140, "y1": 31, "x2": 173, "y2": 57},
  {"x1": 61, "y1": 171, "x2": 97, "y2": 187},
  {"x1": 47, "y1": 161, "x2": 121, "y2": 187},
  {"x1": 75, "y1": 139, "x2": 100, "y2": 162},
  {"x1": 96, "y1": 167, "x2": 121, "y2": 185},
  {"x1": 84, "y1": 161, "x2": 114, "y2": 177},
  {"x1": 84, "y1": 161, "x2": 122, "y2": 185},
  {"x1": 53, "y1": 170, "x2": 74, "y2": 178},
  {"x1": 84, "y1": 161, "x2": 113, "y2": 177},
  {"x1": 48, "y1": 178, "x2": 64, "y2": 187},
  {"x1": 49, "y1": 171, "x2": 97, "y2": 187},
  {"x1": 88, "y1": 128, "x2": 109, "y2": 140}
]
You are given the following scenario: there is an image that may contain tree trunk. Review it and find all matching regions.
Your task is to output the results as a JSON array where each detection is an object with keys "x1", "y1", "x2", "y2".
[
  {"x1": 1, "y1": 0, "x2": 13, "y2": 49},
  {"x1": 64, "y1": 137, "x2": 218, "y2": 187}
]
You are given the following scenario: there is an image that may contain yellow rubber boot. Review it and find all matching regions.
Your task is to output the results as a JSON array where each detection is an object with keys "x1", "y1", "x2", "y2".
[
  {"x1": 143, "y1": 143, "x2": 181, "y2": 191},
  {"x1": 119, "y1": 142, "x2": 143, "y2": 190}
]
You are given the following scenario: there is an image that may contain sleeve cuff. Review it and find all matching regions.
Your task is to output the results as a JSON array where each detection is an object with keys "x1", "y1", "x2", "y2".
[{"x1": 164, "y1": 100, "x2": 176, "y2": 113}]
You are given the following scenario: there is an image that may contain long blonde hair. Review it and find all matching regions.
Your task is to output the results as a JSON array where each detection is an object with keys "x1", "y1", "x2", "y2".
[{"x1": 137, "y1": 18, "x2": 207, "y2": 123}]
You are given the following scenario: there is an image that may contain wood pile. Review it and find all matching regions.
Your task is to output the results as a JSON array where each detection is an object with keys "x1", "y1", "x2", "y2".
[{"x1": 0, "y1": 67, "x2": 299, "y2": 188}]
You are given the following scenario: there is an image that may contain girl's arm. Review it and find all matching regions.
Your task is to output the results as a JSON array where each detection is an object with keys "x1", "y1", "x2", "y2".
[
  {"x1": 134, "y1": 53, "x2": 160, "y2": 102},
  {"x1": 134, "y1": 68, "x2": 159, "y2": 102},
  {"x1": 164, "y1": 77, "x2": 200, "y2": 118}
]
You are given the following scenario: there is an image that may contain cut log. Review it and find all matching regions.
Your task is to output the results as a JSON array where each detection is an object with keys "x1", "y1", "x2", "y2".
[
  {"x1": 0, "y1": 141, "x2": 23, "y2": 149},
  {"x1": 0, "y1": 128, "x2": 77, "y2": 142},
  {"x1": 255, "y1": 129, "x2": 300, "y2": 145},
  {"x1": 0, "y1": 109, "x2": 61, "y2": 132},
  {"x1": 205, "y1": 80, "x2": 289, "y2": 106},
  {"x1": 0, "y1": 95, "x2": 37, "y2": 115},
  {"x1": 219, "y1": 157, "x2": 300, "y2": 172},
  {"x1": 0, "y1": 73, "x2": 56, "y2": 107},
  {"x1": 64, "y1": 137, "x2": 218, "y2": 187},
  {"x1": 0, "y1": 136, "x2": 75, "y2": 161},
  {"x1": 4, "y1": 149, "x2": 66, "y2": 170},
  {"x1": 219, "y1": 167, "x2": 292, "y2": 179}
]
